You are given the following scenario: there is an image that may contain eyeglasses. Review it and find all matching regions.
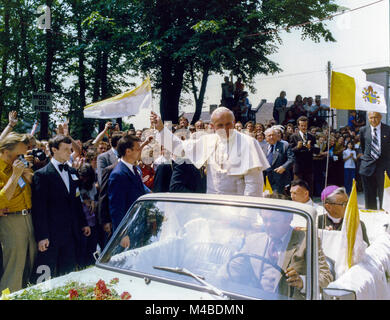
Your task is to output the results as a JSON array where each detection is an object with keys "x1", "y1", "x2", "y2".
[{"x1": 326, "y1": 202, "x2": 348, "y2": 207}]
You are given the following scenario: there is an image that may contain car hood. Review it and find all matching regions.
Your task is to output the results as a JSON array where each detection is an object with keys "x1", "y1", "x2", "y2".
[{"x1": 11, "y1": 266, "x2": 220, "y2": 300}]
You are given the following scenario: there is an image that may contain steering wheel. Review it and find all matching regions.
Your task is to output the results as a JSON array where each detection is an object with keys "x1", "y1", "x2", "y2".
[{"x1": 227, "y1": 253, "x2": 287, "y2": 281}]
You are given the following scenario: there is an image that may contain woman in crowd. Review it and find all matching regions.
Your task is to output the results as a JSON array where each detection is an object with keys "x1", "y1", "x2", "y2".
[
  {"x1": 255, "y1": 131, "x2": 268, "y2": 155},
  {"x1": 244, "y1": 121, "x2": 255, "y2": 134},
  {"x1": 328, "y1": 136, "x2": 345, "y2": 186},
  {"x1": 78, "y1": 163, "x2": 99, "y2": 268},
  {"x1": 235, "y1": 122, "x2": 243, "y2": 132},
  {"x1": 343, "y1": 141, "x2": 357, "y2": 195}
]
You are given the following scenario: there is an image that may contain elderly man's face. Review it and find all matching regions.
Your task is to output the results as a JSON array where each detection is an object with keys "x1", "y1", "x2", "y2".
[
  {"x1": 261, "y1": 211, "x2": 292, "y2": 240},
  {"x1": 368, "y1": 112, "x2": 381, "y2": 128},
  {"x1": 324, "y1": 193, "x2": 348, "y2": 219},
  {"x1": 265, "y1": 130, "x2": 277, "y2": 145},
  {"x1": 290, "y1": 185, "x2": 309, "y2": 203},
  {"x1": 211, "y1": 111, "x2": 235, "y2": 139}
]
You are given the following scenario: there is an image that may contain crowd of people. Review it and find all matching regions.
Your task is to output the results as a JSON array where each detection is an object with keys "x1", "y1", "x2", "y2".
[{"x1": 0, "y1": 78, "x2": 386, "y2": 295}]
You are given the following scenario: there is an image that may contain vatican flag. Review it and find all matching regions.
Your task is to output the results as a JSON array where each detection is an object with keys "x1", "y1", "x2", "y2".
[
  {"x1": 263, "y1": 176, "x2": 273, "y2": 195},
  {"x1": 330, "y1": 71, "x2": 387, "y2": 113},
  {"x1": 83, "y1": 77, "x2": 152, "y2": 119},
  {"x1": 382, "y1": 171, "x2": 390, "y2": 214},
  {"x1": 334, "y1": 179, "x2": 367, "y2": 278}
]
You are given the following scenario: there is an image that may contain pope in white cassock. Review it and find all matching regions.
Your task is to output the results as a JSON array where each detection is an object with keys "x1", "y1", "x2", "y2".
[{"x1": 150, "y1": 107, "x2": 270, "y2": 196}]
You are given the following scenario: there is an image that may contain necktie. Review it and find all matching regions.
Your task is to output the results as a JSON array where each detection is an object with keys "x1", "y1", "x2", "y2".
[
  {"x1": 267, "y1": 144, "x2": 274, "y2": 166},
  {"x1": 133, "y1": 165, "x2": 142, "y2": 184},
  {"x1": 268, "y1": 238, "x2": 282, "y2": 263},
  {"x1": 371, "y1": 127, "x2": 380, "y2": 160},
  {"x1": 58, "y1": 163, "x2": 69, "y2": 172}
]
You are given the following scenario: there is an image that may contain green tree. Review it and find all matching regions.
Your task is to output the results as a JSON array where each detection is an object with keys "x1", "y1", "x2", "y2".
[{"x1": 127, "y1": 0, "x2": 338, "y2": 124}]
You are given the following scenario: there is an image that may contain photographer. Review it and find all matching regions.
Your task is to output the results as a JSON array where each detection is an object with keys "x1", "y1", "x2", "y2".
[
  {"x1": 0, "y1": 133, "x2": 37, "y2": 293},
  {"x1": 24, "y1": 134, "x2": 49, "y2": 171}
]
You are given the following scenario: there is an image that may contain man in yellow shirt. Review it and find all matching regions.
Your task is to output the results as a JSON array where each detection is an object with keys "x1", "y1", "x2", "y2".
[{"x1": 0, "y1": 132, "x2": 36, "y2": 292}]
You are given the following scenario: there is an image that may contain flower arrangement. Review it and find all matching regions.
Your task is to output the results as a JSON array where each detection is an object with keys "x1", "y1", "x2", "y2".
[{"x1": 10, "y1": 278, "x2": 132, "y2": 300}]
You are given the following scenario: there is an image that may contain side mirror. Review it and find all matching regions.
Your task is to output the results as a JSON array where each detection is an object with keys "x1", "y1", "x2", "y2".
[{"x1": 322, "y1": 288, "x2": 356, "y2": 300}]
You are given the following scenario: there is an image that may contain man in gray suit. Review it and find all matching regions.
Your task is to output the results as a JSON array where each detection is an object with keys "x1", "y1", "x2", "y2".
[
  {"x1": 264, "y1": 128, "x2": 295, "y2": 194},
  {"x1": 359, "y1": 112, "x2": 390, "y2": 209},
  {"x1": 97, "y1": 132, "x2": 123, "y2": 186},
  {"x1": 220, "y1": 210, "x2": 333, "y2": 299}
]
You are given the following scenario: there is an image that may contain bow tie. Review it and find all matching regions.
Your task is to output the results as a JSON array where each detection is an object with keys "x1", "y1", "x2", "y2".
[{"x1": 58, "y1": 163, "x2": 69, "y2": 172}]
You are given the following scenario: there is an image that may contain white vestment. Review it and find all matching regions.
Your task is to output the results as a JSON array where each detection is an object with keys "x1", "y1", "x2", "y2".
[{"x1": 157, "y1": 128, "x2": 270, "y2": 196}]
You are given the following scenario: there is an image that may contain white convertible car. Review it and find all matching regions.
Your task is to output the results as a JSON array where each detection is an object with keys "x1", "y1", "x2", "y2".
[{"x1": 10, "y1": 193, "x2": 390, "y2": 300}]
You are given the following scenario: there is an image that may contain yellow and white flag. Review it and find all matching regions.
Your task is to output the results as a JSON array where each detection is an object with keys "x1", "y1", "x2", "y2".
[
  {"x1": 382, "y1": 171, "x2": 390, "y2": 214},
  {"x1": 334, "y1": 179, "x2": 367, "y2": 278},
  {"x1": 83, "y1": 77, "x2": 152, "y2": 119},
  {"x1": 263, "y1": 176, "x2": 273, "y2": 195},
  {"x1": 330, "y1": 71, "x2": 387, "y2": 113}
]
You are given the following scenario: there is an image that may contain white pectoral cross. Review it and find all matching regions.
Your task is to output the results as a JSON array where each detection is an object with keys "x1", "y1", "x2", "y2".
[{"x1": 215, "y1": 140, "x2": 230, "y2": 171}]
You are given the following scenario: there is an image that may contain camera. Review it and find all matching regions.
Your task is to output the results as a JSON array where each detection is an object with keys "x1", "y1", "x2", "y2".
[
  {"x1": 18, "y1": 155, "x2": 30, "y2": 168},
  {"x1": 28, "y1": 148, "x2": 47, "y2": 161}
]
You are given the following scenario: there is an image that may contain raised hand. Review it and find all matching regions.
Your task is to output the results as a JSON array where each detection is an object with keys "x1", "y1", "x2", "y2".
[
  {"x1": 150, "y1": 111, "x2": 164, "y2": 132},
  {"x1": 8, "y1": 111, "x2": 18, "y2": 127}
]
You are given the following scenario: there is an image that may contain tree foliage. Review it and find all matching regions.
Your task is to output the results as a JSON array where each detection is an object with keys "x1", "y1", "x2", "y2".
[{"x1": 0, "y1": 0, "x2": 339, "y2": 137}]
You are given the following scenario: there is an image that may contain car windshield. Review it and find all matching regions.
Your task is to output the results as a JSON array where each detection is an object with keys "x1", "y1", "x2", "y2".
[{"x1": 98, "y1": 200, "x2": 311, "y2": 300}]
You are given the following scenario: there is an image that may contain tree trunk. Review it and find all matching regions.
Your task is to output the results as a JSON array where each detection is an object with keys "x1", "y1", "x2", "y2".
[
  {"x1": 191, "y1": 65, "x2": 210, "y2": 125},
  {"x1": 41, "y1": 0, "x2": 54, "y2": 140},
  {"x1": 99, "y1": 49, "x2": 109, "y2": 131},
  {"x1": 19, "y1": 6, "x2": 37, "y2": 93},
  {"x1": 76, "y1": 5, "x2": 94, "y2": 141},
  {"x1": 0, "y1": 1, "x2": 10, "y2": 126},
  {"x1": 159, "y1": 58, "x2": 185, "y2": 124}
]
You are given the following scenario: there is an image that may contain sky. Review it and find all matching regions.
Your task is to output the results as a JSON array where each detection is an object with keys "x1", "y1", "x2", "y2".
[{"x1": 118, "y1": 0, "x2": 390, "y2": 129}]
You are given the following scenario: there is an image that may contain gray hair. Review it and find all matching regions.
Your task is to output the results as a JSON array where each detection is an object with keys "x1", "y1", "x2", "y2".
[
  {"x1": 210, "y1": 107, "x2": 234, "y2": 123},
  {"x1": 325, "y1": 187, "x2": 347, "y2": 203},
  {"x1": 264, "y1": 128, "x2": 276, "y2": 136},
  {"x1": 271, "y1": 125, "x2": 284, "y2": 134}
]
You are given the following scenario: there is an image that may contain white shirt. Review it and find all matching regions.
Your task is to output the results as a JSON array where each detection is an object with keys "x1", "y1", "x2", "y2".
[
  {"x1": 343, "y1": 149, "x2": 356, "y2": 168},
  {"x1": 119, "y1": 158, "x2": 135, "y2": 175},
  {"x1": 326, "y1": 211, "x2": 342, "y2": 224},
  {"x1": 299, "y1": 130, "x2": 308, "y2": 142},
  {"x1": 51, "y1": 158, "x2": 70, "y2": 193},
  {"x1": 304, "y1": 198, "x2": 318, "y2": 208},
  {"x1": 370, "y1": 123, "x2": 381, "y2": 149}
]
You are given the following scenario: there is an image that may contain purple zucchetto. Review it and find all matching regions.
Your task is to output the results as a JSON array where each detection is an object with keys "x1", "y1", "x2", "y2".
[{"x1": 321, "y1": 185, "x2": 339, "y2": 202}]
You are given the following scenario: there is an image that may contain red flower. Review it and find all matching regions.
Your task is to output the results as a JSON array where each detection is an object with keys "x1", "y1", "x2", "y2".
[
  {"x1": 69, "y1": 289, "x2": 79, "y2": 300},
  {"x1": 94, "y1": 280, "x2": 111, "y2": 300},
  {"x1": 121, "y1": 292, "x2": 132, "y2": 300},
  {"x1": 110, "y1": 277, "x2": 119, "y2": 285}
]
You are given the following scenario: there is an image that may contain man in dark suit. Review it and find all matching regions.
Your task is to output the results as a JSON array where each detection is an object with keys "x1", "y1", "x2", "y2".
[
  {"x1": 289, "y1": 116, "x2": 317, "y2": 194},
  {"x1": 108, "y1": 134, "x2": 146, "y2": 231},
  {"x1": 98, "y1": 136, "x2": 153, "y2": 244},
  {"x1": 264, "y1": 128, "x2": 295, "y2": 194},
  {"x1": 219, "y1": 210, "x2": 332, "y2": 299},
  {"x1": 31, "y1": 135, "x2": 91, "y2": 281},
  {"x1": 359, "y1": 112, "x2": 390, "y2": 210},
  {"x1": 97, "y1": 132, "x2": 123, "y2": 186},
  {"x1": 97, "y1": 161, "x2": 118, "y2": 248},
  {"x1": 169, "y1": 160, "x2": 206, "y2": 193}
]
